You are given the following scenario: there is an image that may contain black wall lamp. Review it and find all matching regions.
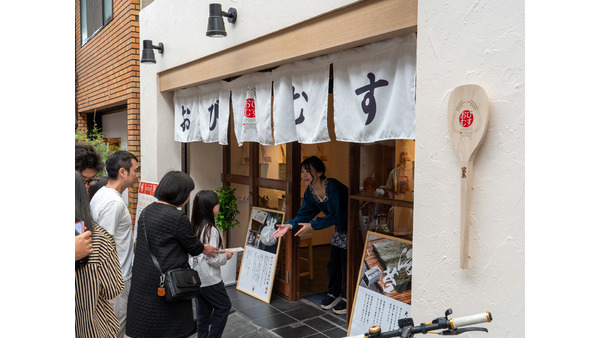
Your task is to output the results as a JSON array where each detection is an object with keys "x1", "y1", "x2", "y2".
[
  {"x1": 206, "y1": 3, "x2": 237, "y2": 38},
  {"x1": 141, "y1": 40, "x2": 164, "y2": 63}
]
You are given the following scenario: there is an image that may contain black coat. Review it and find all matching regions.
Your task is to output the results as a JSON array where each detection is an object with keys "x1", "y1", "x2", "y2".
[{"x1": 126, "y1": 202, "x2": 204, "y2": 338}]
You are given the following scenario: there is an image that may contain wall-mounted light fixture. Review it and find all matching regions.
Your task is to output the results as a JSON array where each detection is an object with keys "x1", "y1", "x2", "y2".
[
  {"x1": 140, "y1": 40, "x2": 164, "y2": 63},
  {"x1": 206, "y1": 3, "x2": 237, "y2": 38}
]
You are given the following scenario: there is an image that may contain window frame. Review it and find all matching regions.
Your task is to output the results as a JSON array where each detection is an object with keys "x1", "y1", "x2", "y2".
[{"x1": 80, "y1": 0, "x2": 113, "y2": 46}]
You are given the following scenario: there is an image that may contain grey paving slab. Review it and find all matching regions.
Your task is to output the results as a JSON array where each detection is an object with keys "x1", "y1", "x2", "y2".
[
  {"x1": 284, "y1": 305, "x2": 325, "y2": 321},
  {"x1": 218, "y1": 286, "x2": 349, "y2": 338},
  {"x1": 252, "y1": 312, "x2": 298, "y2": 330},
  {"x1": 238, "y1": 303, "x2": 283, "y2": 321},
  {"x1": 270, "y1": 297, "x2": 308, "y2": 312},
  {"x1": 303, "y1": 317, "x2": 342, "y2": 332},
  {"x1": 321, "y1": 313, "x2": 347, "y2": 329},
  {"x1": 273, "y1": 323, "x2": 319, "y2": 337},
  {"x1": 322, "y1": 326, "x2": 348, "y2": 338}
]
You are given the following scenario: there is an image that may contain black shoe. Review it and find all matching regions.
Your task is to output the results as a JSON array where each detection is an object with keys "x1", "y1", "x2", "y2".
[
  {"x1": 332, "y1": 298, "x2": 346, "y2": 315},
  {"x1": 320, "y1": 293, "x2": 341, "y2": 310}
]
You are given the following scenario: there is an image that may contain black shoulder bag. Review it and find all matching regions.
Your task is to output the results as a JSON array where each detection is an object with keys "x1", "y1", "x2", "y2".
[{"x1": 142, "y1": 215, "x2": 201, "y2": 302}]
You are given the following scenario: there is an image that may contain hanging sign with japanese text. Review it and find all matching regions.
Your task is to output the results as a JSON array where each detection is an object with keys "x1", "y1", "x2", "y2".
[
  {"x1": 330, "y1": 34, "x2": 416, "y2": 143},
  {"x1": 230, "y1": 72, "x2": 274, "y2": 146},
  {"x1": 236, "y1": 207, "x2": 285, "y2": 303},
  {"x1": 348, "y1": 231, "x2": 412, "y2": 336},
  {"x1": 272, "y1": 55, "x2": 331, "y2": 144},
  {"x1": 173, "y1": 81, "x2": 230, "y2": 145}
]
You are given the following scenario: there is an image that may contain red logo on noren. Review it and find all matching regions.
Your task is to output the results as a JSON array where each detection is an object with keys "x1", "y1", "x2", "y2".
[{"x1": 244, "y1": 98, "x2": 256, "y2": 118}]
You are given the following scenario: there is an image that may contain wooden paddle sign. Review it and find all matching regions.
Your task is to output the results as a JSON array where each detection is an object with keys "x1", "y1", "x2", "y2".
[{"x1": 447, "y1": 84, "x2": 489, "y2": 269}]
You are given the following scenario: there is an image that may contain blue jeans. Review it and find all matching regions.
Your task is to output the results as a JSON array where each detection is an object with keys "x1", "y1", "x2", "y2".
[{"x1": 195, "y1": 281, "x2": 232, "y2": 338}]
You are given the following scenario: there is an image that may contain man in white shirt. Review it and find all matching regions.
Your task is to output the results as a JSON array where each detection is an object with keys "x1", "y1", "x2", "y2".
[{"x1": 90, "y1": 150, "x2": 139, "y2": 338}]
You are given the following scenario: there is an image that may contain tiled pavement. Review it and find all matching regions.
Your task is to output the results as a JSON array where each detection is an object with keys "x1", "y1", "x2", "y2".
[{"x1": 219, "y1": 285, "x2": 348, "y2": 338}]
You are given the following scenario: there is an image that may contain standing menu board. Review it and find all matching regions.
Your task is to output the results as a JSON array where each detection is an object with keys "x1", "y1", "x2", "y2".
[
  {"x1": 133, "y1": 181, "x2": 158, "y2": 244},
  {"x1": 236, "y1": 207, "x2": 284, "y2": 303},
  {"x1": 348, "y1": 231, "x2": 413, "y2": 336}
]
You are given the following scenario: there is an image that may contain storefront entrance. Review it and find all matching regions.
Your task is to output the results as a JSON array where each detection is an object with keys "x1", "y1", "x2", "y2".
[
  {"x1": 171, "y1": 0, "x2": 418, "y2": 323},
  {"x1": 219, "y1": 92, "x2": 415, "y2": 320}
]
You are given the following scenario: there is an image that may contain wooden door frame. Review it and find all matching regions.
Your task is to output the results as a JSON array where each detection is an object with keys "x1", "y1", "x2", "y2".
[{"x1": 223, "y1": 132, "x2": 302, "y2": 301}]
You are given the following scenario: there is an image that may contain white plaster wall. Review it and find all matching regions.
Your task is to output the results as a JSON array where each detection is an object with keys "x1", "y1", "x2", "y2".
[
  {"x1": 414, "y1": 1, "x2": 524, "y2": 336},
  {"x1": 140, "y1": 69, "x2": 182, "y2": 182},
  {"x1": 188, "y1": 141, "x2": 223, "y2": 200},
  {"x1": 140, "y1": 0, "x2": 362, "y2": 71}
]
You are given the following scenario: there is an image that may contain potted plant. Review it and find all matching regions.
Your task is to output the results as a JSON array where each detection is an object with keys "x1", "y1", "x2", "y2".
[
  {"x1": 214, "y1": 186, "x2": 241, "y2": 285},
  {"x1": 215, "y1": 186, "x2": 240, "y2": 233},
  {"x1": 76, "y1": 124, "x2": 124, "y2": 171}
]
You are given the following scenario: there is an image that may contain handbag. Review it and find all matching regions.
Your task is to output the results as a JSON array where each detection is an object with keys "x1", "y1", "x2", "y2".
[{"x1": 142, "y1": 214, "x2": 201, "y2": 302}]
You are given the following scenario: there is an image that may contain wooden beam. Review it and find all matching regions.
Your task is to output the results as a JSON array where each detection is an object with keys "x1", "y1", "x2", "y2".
[
  {"x1": 350, "y1": 194, "x2": 414, "y2": 208},
  {"x1": 223, "y1": 173, "x2": 250, "y2": 186},
  {"x1": 159, "y1": 0, "x2": 417, "y2": 91}
]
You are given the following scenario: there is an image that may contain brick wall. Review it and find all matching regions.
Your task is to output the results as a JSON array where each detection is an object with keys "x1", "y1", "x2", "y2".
[{"x1": 75, "y1": 0, "x2": 141, "y2": 227}]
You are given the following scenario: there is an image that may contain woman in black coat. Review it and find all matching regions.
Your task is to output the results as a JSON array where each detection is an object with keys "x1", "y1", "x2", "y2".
[{"x1": 127, "y1": 171, "x2": 219, "y2": 338}]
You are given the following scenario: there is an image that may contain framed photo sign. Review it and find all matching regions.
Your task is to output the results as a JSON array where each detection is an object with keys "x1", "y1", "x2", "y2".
[
  {"x1": 236, "y1": 207, "x2": 285, "y2": 303},
  {"x1": 348, "y1": 231, "x2": 413, "y2": 336}
]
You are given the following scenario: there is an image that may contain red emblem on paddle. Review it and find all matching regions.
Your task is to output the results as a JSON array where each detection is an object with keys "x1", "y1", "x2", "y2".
[
  {"x1": 244, "y1": 98, "x2": 256, "y2": 118},
  {"x1": 459, "y1": 110, "x2": 474, "y2": 128}
]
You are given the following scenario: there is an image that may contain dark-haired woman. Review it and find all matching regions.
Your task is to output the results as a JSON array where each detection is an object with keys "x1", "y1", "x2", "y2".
[
  {"x1": 126, "y1": 171, "x2": 220, "y2": 338},
  {"x1": 273, "y1": 156, "x2": 349, "y2": 315},
  {"x1": 189, "y1": 190, "x2": 233, "y2": 338},
  {"x1": 75, "y1": 171, "x2": 124, "y2": 337}
]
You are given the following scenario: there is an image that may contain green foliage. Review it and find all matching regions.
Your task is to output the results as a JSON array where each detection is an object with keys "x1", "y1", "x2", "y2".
[
  {"x1": 215, "y1": 186, "x2": 240, "y2": 231},
  {"x1": 75, "y1": 124, "x2": 123, "y2": 176}
]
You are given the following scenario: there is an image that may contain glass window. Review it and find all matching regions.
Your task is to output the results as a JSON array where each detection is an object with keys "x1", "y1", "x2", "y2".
[
  {"x1": 230, "y1": 143, "x2": 250, "y2": 176},
  {"x1": 258, "y1": 187, "x2": 286, "y2": 212},
  {"x1": 259, "y1": 144, "x2": 287, "y2": 180},
  {"x1": 357, "y1": 201, "x2": 413, "y2": 241},
  {"x1": 357, "y1": 140, "x2": 415, "y2": 202},
  {"x1": 80, "y1": 0, "x2": 113, "y2": 45}
]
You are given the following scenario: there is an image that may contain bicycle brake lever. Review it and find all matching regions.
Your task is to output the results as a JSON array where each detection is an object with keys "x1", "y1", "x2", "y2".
[{"x1": 440, "y1": 327, "x2": 488, "y2": 335}]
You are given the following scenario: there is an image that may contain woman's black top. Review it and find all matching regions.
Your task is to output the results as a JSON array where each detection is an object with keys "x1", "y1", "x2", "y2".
[{"x1": 126, "y1": 202, "x2": 204, "y2": 338}]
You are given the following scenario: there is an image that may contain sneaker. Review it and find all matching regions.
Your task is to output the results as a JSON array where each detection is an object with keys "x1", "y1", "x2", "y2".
[
  {"x1": 332, "y1": 298, "x2": 347, "y2": 315},
  {"x1": 320, "y1": 293, "x2": 341, "y2": 310}
]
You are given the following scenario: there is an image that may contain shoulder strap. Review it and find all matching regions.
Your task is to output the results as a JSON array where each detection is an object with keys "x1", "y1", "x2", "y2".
[{"x1": 142, "y1": 214, "x2": 164, "y2": 275}]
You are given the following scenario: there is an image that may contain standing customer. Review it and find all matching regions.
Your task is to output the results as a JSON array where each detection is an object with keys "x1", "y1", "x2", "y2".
[
  {"x1": 273, "y1": 156, "x2": 349, "y2": 314},
  {"x1": 127, "y1": 171, "x2": 220, "y2": 338},
  {"x1": 189, "y1": 190, "x2": 233, "y2": 338},
  {"x1": 76, "y1": 141, "x2": 105, "y2": 188},
  {"x1": 75, "y1": 171, "x2": 124, "y2": 337},
  {"x1": 75, "y1": 141, "x2": 105, "y2": 261},
  {"x1": 90, "y1": 150, "x2": 139, "y2": 338}
]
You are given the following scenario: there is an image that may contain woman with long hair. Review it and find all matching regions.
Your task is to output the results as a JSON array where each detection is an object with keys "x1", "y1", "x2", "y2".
[
  {"x1": 126, "y1": 171, "x2": 219, "y2": 338},
  {"x1": 189, "y1": 190, "x2": 233, "y2": 338},
  {"x1": 273, "y1": 156, "x2": 349, "y2": 315},
  {"x1": 75, "y1": 171, "x2": 124, "y2": 337}
]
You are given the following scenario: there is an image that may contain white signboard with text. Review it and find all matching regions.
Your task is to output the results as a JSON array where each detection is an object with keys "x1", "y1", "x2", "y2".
[{"x1": 236, "y1": 207, "x2": 284, "y2": 303}]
